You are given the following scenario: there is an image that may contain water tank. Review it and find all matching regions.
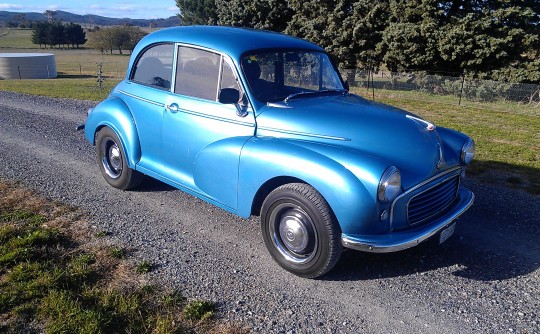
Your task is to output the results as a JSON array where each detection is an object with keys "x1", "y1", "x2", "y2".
[{"x1": 0, "y1": 53, "x2": 57, "y2": 79}]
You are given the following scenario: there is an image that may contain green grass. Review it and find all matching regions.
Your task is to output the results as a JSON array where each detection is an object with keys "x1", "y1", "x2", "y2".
[
  {"x1": 354, "y1": 88, "x2": 540, "y2": 194},
  {"x1": 183, "y1": 300, "x2": 216, "y2": 321},
  {"x1": 0, "y1": 78, "x2": 120, "y2": 100},
  {"x1": 136, "y1": 260, "x2": 153, "y2": 274},
  {"x1": 0, "y1": 28, "x2": 34, "y2": 48},
  {"x1": 108, "y1": 246, "x2": 126, "y2": 259},
  {"x1": 0, "y1": 181, "x2": 245, "y2": 333}
]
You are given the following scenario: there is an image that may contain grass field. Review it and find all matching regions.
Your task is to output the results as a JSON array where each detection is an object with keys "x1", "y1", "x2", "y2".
[
  {"x1": 0, "y1": 78, "x2": 120, "y2": 100},
  {"x1": 0, "y1": 28, "x2": 34, "y2": 48},
  {"x1": 1, "y1": 28, "x2": 538, "y2": 194}
]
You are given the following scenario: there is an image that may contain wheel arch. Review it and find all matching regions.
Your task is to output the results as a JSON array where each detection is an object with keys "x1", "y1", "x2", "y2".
[
  {"x1": 84, "y1": 97, "x2": 142, "y2": 168},
  {"x1": 237, "y1": 138, "x2": 379, "y2": 235},
  {"x1": 250, "y1": 176, "x2": 305, "y2": 217}
]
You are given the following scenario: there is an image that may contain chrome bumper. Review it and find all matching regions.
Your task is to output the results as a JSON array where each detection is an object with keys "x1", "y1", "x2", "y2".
[{"x1": 341, "y1": 188, "x2": 474, "y2": 253}]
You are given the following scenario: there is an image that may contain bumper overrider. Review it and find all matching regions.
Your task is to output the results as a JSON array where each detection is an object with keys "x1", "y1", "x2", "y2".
[{"x1": 341, "y1": 187, "x2": 474, "y2": 253}]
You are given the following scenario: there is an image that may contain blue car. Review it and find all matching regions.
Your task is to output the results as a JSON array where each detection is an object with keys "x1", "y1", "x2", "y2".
[{"x1": 81, "y1": 26, "x2": 475, "y2": 278}]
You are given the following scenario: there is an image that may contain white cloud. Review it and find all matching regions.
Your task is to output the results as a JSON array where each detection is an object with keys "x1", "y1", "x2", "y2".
[{"x1": 0, "y1": 3, "x2": 24, "y2": 10}]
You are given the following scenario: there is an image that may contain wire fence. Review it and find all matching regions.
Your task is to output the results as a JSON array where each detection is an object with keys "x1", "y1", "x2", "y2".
[
  {"x1": 4, "y1": 62, "x2": 539, "y2": 115},
  {"x1": 342, "y1": 69, "x2": 540, "y2": 115},
  {"x1": 55, "y1": 61, "x2": 125, "y2": 79},
  {"x1": 0, "y1": 61, "x2": 124, "y2": 80}
]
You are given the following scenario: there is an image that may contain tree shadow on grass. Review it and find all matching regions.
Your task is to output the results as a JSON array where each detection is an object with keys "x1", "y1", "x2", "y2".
[
  {"x1": 468, "y1": 160, "x2": 540, "y2": 196},
  {"x1": 57, "y1": 74, "x2": 95, "y2": 79}
]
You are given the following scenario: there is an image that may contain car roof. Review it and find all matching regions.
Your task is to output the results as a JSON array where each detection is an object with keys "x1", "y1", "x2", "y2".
[{"x1": 132, "y1": 26, "x2": 324, "y2": 60}]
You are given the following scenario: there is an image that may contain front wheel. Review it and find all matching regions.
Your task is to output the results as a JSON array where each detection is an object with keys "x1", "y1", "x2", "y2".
[
  {"x1": 95, "y1": 127, "x2": 142, "y2": 190},
  {"x1": 261, "y1": 183, "x2": 342, "y2": 278}
]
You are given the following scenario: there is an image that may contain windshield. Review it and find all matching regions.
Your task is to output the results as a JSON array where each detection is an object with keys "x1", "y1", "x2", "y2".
[{"x1": 241, "y1": 50, "x2": 345, "y2": 103}]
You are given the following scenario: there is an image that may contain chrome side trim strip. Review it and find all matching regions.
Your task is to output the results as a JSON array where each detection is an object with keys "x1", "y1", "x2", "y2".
[
  {"x1": 342, "y1": 190, "x2": 474, "y2": 253},
  {"x1": 118, "y1": 90, "x2": 165, "y2": 107},
  {"x1": 257, "y1": 126, "x2": 350, "y2": 141},
  {"x1": 119, "y1": 89, "x2": 254, "y2": 127},
  {"x1": 177, "y1": 108, "x2": 255, "y2": 127}
]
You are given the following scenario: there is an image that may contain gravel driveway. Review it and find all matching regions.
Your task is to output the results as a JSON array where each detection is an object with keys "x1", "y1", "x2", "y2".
[{"x1": 0, "y1": 91, "x2": 538, "y2": 333}]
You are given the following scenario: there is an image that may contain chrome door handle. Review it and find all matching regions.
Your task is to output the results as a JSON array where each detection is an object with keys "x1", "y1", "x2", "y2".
[{"x1": 166, "y1": 103, "x2": 180, "y2": 113}]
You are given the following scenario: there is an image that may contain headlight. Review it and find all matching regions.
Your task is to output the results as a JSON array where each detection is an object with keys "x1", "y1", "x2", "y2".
[
  {"x1": 378, "y1": 166, "x2": 401, "y2": 203},
  {"x1": 461, "y1": 138, "x2": 475, "y2": 165}
]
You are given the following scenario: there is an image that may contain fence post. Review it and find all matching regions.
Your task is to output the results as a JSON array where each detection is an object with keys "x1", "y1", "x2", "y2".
[
  {"x1": 18, "y1": 65, "x2": 21, "y2": 80},
  {"x1": 47, "y1": 65, "x2": 50, "y2": 79},
  {"x1": 366, "y1": 68, "x2": 371, "y2": 92},
  {"x1": 459, "y1": 73, "x2": 465, "y2": 105},
  {"x1": 371, "y1": 66, "x2": 375, "y2": 101}
]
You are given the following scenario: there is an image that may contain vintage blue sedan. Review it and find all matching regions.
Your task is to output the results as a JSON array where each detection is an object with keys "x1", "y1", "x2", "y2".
[{"x1": 81, "y1": 26, "x2": 475, "y2": 278}]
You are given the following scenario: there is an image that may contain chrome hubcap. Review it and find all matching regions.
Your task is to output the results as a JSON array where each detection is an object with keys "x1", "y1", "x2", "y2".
[
  {"x1": 101, "y1": 139, "x2": 122, "y2": 179},
  {"x1": 279, "y1": 212, "x2": 310, "y2": 254},
  {"x1": 270, "y1": 204, "x2": 317, "y2": 264}
]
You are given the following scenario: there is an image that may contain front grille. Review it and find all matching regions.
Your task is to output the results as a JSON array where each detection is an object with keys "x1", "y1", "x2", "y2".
[{"x1": 407, "y1": 175, "x2": 460, "y2": 225}]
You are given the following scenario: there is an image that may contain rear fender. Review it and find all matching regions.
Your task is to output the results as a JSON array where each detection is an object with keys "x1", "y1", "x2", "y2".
[{"x1": 84, "y1": 97, "x2": 141, "y2": 168}]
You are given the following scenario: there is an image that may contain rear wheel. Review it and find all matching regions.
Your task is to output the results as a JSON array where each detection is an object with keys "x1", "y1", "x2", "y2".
[
  {"x1": 261, "y1": 183, "x2": 342, "y2": 278},
  {"x1": 96, "y1": 127, "x2": 142, "y2": 190}
]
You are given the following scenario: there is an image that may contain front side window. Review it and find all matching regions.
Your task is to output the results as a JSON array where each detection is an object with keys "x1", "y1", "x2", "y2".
[
  {"x1": 175, "y1": 47, "x2": 221, "y2": 100},
  {"x1": 241, "y1": 50, "x2": 344, "y2": 102},
  {"x1": 220, "y1": 58, "x2": 241, "y2": 92},
  {"x1": 131, "y1": 44, "x2": 173, "y2": 90}
]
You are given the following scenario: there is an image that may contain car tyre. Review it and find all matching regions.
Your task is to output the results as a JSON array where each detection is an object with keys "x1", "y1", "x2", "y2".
[
  {"x1": 96, "y1": 127, "x2": 142, "y2": 190},
  {"x1": 261, "y1": 183, "x2": 342, "y2": 278}
]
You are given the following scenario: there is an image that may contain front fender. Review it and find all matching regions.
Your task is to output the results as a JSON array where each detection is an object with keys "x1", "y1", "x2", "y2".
[
  {"x1": 437, "y1": 126, "x2": 471, "y2": 166},
  {"x1": 84, "y1": 97, "x2": 141, "y2": 168},
  {"x1": 237, "y1": 137, "x2": 390, "y2": 235}
]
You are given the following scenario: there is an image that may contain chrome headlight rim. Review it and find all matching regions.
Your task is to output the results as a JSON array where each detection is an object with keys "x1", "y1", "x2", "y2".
[
  {"x1": 378, "y1": 166, "x2": 402, "y2": 203},
  {"x1": 461, "y1": 138, "x2": 475, "y2": 165}
]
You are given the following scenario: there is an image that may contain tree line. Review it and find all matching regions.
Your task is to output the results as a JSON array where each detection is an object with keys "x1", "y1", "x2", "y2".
[
  {"x1": 86, "y1": 26, "x2": 148, "y2": 55},
  {"x1": 31, "y1": 22, "x2": 87, "y2": 49},
  {"x1": 176, "y1": 0, "x2": 540, "y2": 84},
  {"x1": 26, "y1": 10, "x2": 147, "y2": 54}
]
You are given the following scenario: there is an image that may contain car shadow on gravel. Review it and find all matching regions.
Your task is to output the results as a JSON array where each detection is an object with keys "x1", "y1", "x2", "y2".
[
  {"x1": 323, "y1": 182, "x2": 540, "y2": 282},
  {"x1": 135, "y1": 177, "x2": 177, "y2": 193},
  {"x1": 324, "y1": 236, "x2": 538, "y2": 282}
]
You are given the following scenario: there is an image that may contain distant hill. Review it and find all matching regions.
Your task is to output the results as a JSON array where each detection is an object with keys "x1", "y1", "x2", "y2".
[{"x1": 0, "y1": 10, "x2": 180, "y2": 28}]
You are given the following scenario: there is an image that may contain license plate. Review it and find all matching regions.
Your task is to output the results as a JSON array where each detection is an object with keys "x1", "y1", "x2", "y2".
[{"x1": 439, "y1": 223, "x2": 456, "y2": 244}]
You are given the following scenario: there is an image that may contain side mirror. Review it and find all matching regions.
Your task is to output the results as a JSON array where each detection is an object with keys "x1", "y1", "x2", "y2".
[
  {"x1": 219, "y1": 88, "x2": 241, "y2": 104},
  {"x1": 219, "y1": 88, "x2": 248, "y2": 118}
]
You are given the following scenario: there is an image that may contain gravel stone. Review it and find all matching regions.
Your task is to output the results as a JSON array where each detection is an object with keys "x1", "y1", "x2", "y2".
[{"x1": 0, "y1": 91, "x2": 539, "y2": 333}]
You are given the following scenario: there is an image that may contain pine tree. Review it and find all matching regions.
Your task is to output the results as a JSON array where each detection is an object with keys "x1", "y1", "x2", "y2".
[{"x1": 176, "y1": 0, "x2": 218, "y2": 25}]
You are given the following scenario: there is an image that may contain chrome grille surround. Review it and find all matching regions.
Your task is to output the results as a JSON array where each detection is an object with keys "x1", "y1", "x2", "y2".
[
  {"x1": 407, "y1": 175, "x2": 460, "y2": 225},
  {"x1": 389, "y1": 167, "x2": 462, "y2": 231}
]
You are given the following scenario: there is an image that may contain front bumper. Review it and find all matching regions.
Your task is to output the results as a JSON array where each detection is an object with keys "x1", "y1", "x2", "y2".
[{"x1": 341, "y1": 187, "x2": 474, "y2": 253}]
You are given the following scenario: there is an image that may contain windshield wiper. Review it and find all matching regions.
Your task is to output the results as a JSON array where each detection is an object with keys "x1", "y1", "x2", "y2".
[{"x1": 284, "y1": 89, "x2": 348, "y2": 103}]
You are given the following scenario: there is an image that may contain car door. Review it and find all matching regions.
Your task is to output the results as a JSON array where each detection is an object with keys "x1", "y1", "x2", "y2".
[
  {"x1": 122, "y1": 43, "x2": 174, "y2": 172},
  {"x1": 161, "y1": 45, "x2": 255, "y2": 210}
]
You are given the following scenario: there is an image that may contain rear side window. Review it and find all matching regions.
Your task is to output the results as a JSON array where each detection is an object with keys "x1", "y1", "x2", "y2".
[{"x1": 131, "y1": 44, "x2": 174, "y2": 90}]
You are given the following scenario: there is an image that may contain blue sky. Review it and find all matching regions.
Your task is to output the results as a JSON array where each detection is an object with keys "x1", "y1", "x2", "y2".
[{"x1": 0, "y1": 0, "x2": 179, "y2": 19}]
